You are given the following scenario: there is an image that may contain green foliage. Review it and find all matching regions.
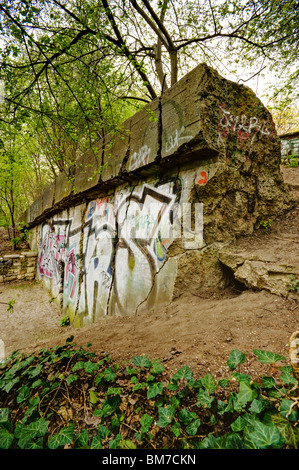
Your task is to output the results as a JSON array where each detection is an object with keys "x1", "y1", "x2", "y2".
[
  {"x1": 60, "y1": 315, "x2": 70, "y2": 327},
  {"x1": 0, "y1": 340, "x2": 298, "y2": 449},
  {"x1": 259, "y1": 219, "x2": 272, "y2": 234},
  {"x1": 287, "y1": 275, "x2": 299, "y2": 293}
]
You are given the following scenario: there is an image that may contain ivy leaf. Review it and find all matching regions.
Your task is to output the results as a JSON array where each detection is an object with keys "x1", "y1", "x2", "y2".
[
  {"x1": 227, "y1": 350, "x2": 246, "y2": 370},
  {"x1": 200, "y1": 373, "x2": 217, "y2": 392},
  {"x1": 157, "y1": 406, "x2": 175, "y2": 428},
  {"x1": 132, "y1": 355, "x2": 152, "y2": 369},
  {"x1": 76, "y1": 429, "x2": 89, "y2": 449},
  {"x1": 140, "y1": 413, "x2": 153, "y2": 434},
  {"x1": 178, "y1": 408, "x2": 197, "y2": 425},
  {"x1": 280, "y1": 398, "x2": 299, "y2": 422},
  {"x1": 84, "y1": 361, "x2": 99, "y2": 374},
  {"x1": 244, "y1": 421, "x2": 284, "y2": 449},
  {"x1": 147, "y1": 382, "x2": 163, "y2": 399},
  {"x1": 231, "y1": 416, "x2": 246, "y2": 432},
  {"x1": 150, "y1": 361, "x2": 164, "y2": 375},
  {"x1": 186, "y1": 418, "x2": 201, "y2": 436},
  {"x1": 89, "y1": 390, "x2": 98, "y2": 405},
  {"x1": 66, "y1": 374, "x2": 78, "y2": 385},
  {"x1": 271, "y1": 414, "x2": 299, "y2": 449},
  {"x1": 197, "y1": 389, "x2": 214, "y2": 408},
  {"x1": 0, "y1": 408, "x2": 9, "y2": 424},
  {"x1": 16, "y1": 385, "x2": 30, "y2": 403},
  {"x1": 90, "y1": 434, "x2": 102, "y2": 449},
  {"x1": 172, "y1": 365, "x2": 193, "y2": 382},
  {"x1": 0, "y1": 428, "x2": 14, "y2": 449},
  {"x1": 106, "y1": 387, "x2": 123, "y2": 396},
  {"x1": 253, "y1": 349, "x2": 286, "y2": 364},
  {"x1": 48, "y1": 424, "x2": 74, "y2": 449},
  {"x1": 237, "y1": 382, "x2": 257, "y2": 406},
  {"x1": 249, "y1": 398, "x2": 268, "y2": 414},
  {"x1": 97, "y1": 424, "x2": 110, "y2": 440},
  {"x1": 103, "y1": 367, "x2": 116, "y2": 382},
  {"x1": 171, "y1": 422, "x2": 181, "y2": 437},
  {"x1": 119, "y1": 439, "x2": 137, "y2": 449}
]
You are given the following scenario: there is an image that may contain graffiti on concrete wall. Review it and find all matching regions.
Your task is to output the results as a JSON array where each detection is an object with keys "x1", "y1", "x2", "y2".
[
  {"x1": 217, "y1": 105, "x2": 272, "y2": 147},
  {"x1": 38, "y1": 180, "x2": 184, "y2": 321}
]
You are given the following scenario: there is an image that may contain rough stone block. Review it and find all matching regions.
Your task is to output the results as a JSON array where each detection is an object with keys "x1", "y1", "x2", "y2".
[
  {"x1": 123, "y1": 99, "x2": 160, "y2": 173},
  {"x1": 74, "y1": 143, "x2": 103, "y2": 193},
  {"x1": 101, "y1": 123, "x2": 130, "y2": 182},
  {"x1": 161, "y1": 63, "x2": 277, "y2": 163},
  {"x1": 54, "y1": 171, "x2": 74, "y2": 205},
  {"x1": 41, "y1": 181, "x2": 55, "y2": 213}
]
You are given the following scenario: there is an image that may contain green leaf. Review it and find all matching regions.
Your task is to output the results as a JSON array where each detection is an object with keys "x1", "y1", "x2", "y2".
[
  {"x1": 237, "y1": 382, "x2": 257, "y2": 405},
  {"x1": 84, "y1": 361, "x2": 99, "y2": 374},
  {"x1": 91, "y1": 434, "x2": 102, "y2": 449},
  {"x1": 172, "y1": 365, "x2": 193, "y2": 382},
  {"x1": 171, "y1": 422, "x2": 181, "y2": 437},
  {"x1": 89, "y1": 390, "x2": 98, "y2": 405},
  {"x1": 186, "y1": 418, "x2": 201, "y2": 436},
  {"x1": 157, "y1": 406, "x2": 175, "y2": 428},
  {"x1": 200, "y1": 373, "x2": 217, "y2": 392},
  {"x1": 28, "y1": 364, "x2": 43, "y2": 378},
  {"x1": 72, "y1": 361, "x2": 85, "y2": 371},
  {"x1": 103, "y1": 367, "x2": 116, "y2": 382},
  {"x1": 150, "y1": 361, "x2": 164, "y2": 375},
  {"x1": 66, "y1": 373, "x2": 78, "y2": 385},
  {"x1": 97, "y1": 424, "x2": 110, "y2": 440},
  {"x1": 17, "y1": 385, "x2": 30, "y2": 403},
  {"x1": 132, "y1": 382, "x2": 146, "y2": 391},
  {"x1": 16, "y1": 418, "x2": 48, "y2": 448},
  {"x1": 178, "y1": 408, "x2": 197, "y2": 425},
  {"x1": 2, "y1": 377, "x2": 20, "y2": 393},
  {"x1": 249, "y1": 398, "x2": 268, "y2": 414},
  {"x1": 147, "y1": 381, "x2": 163, "y2": 399},
  {"x1": 48, "y1": 424, "x2": 74, "y2": 449},
  {"x1": 76, "y1": 429, "x2": 89, "y2": 448},
  {"x1": 253, "y1": 349, "x2": 286, "y2": 364},
  {"x1": 280, "y1": 398, "x2": 298, "y2": 422},
  {"x1": 0, "y1": 408, "x2": 9, "y2": 424},
  {"x1": 106, "y1": 387, "x2": 123, "y2": 396},
  {"x1": 140, "y1": 413, "x2": 153, "y2": 434},
  {"x1": 119, "y1": 439, "x2": 137, "y2": 449},
  {"x1": 231, "y1": 416, "x2": 246, "y2": 432},
  {"x1": 0, "y1": 428, "x2": 14, "y2": 449},
  {"x1": 271, "y1": 414, "x2": 299, "y2": 449},
  {"x1": 280, "y1": 369, "x2": 297, "y2": 386},
  {"x1": 219, "y1": 378, "x2": 230, "y2": 388},
  {"x1": 244, "y1": 421, "x2": 284, "y2": 449},
  {"x1": 197, "y1": 389, "x2": 214, "y2": 408},
  {"x1": 132, "y1": 355, "x2": 152, "y2": 368},
  {"x1": 227, "y1": 350, "x2": 246, "y2": 370},
  {"x1": 261, "y1": 376, "x2": 277, "y2": 388}
]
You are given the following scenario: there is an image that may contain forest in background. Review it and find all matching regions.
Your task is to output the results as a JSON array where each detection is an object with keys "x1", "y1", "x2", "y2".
[{"x1": 0, "y1": 0, "x2": 298, "y2": 241}]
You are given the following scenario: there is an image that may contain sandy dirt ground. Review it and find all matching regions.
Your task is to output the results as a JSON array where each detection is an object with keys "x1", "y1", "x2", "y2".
[{"x1": 0, "y1": 167, "x2": 298, "y2": 380}]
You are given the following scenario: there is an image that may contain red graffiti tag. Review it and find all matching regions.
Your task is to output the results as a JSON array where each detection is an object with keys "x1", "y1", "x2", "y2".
[{"x1": 197, "y1": 171, "x2": 208, "y2": 185}]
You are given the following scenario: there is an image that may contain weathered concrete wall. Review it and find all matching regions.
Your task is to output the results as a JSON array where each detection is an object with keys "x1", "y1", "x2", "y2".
[
  {"x1": 22, "y1": 64, "x2": 295, "y2": 327},
  {"x1": 0, "y1": 252, "x2": 37, "y2": 284}
]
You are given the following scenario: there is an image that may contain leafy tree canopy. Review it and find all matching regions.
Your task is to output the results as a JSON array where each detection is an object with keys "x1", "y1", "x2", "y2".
[{"x1": 0, "y1": 0, "x2": 298, "y2": 222}]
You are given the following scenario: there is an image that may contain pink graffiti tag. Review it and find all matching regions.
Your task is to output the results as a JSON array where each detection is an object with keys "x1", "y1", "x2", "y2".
[{"x1": 65, "y1": 248, "x2": 77, "y2": 300}]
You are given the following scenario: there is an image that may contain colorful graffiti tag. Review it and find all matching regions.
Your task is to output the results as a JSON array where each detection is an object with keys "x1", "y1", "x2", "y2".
[{"x1": 38, "y1": 180, "x2": 184, "y2": 321}]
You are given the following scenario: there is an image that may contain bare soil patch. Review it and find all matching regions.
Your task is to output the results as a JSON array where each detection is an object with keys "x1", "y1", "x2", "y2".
[{"x1": 1, "y1": 280, "x2": 298, "y2": 380}]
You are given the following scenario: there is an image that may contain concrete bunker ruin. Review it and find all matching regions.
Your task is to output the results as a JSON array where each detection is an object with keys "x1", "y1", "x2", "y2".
[{"x1": 22, "y1": 64, "x2": 294, "y2": 327}]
